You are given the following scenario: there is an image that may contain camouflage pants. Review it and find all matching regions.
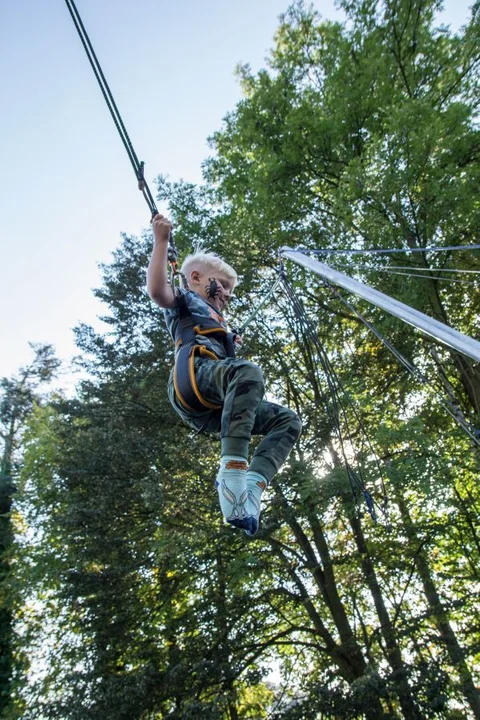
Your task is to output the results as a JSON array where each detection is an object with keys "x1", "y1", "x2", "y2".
[{"x1": 168, "y1": 357, "x2": 302, "y2": 483}]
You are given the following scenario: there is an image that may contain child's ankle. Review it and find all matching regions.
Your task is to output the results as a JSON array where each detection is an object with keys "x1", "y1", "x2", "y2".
[
  {"x1": 244, "y1": 471, "x2": 268, "y2": 537},
  {"x1": 215, "y1": 455, "x2": 249, "y2": 527},
  {"x1": 246, "y1": 470, "x2": 268, "y2": 491}
]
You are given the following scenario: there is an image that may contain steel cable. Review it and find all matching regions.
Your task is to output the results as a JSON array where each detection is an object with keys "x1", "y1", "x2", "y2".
[
  {"x1": 64, "y1": 0, "x2": 159, "y2": 217},
  {"x1": 279, "y1": 273, "x2": 386, "y2": 520}
]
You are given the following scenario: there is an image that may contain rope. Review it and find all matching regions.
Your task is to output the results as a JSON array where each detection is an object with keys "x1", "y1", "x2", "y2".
[
  {"x1": 279, "y1": 272, "x2": 387, "y2": 521},
  {"x1": 237, "y1": 274, "x2": 283, "y2": 335},
  {"x1": 303, "y1": 244, "x2": 480, "y2": 256},
  {"x1": 356, "y1": 268, "x2": 479, "y2": 286},
  {"x1": 363, "y1": 266, "x2": 480, "y2": 275},
  {"x1": 323, "y1": 283, "x2": 480, "y2": 447},
  {"x1": 64, "y1": 0, "x2": 158, "y2": 215},
  {"x1": 64, "y1": 1, "x2": 181, "y2": 269}
]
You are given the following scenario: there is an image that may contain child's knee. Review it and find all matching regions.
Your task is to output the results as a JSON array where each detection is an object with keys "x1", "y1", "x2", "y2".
[
  {"x1": 236, "y1": 361, "x2": 264, "y2": 389},
  {"x1": 289, "y1": 411, "x2": 302, "y2": 442}
]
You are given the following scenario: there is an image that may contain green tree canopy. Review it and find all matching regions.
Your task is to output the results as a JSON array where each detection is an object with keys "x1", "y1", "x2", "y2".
[{"x1": 8, "y1": 1, "x2": 480, "y2": 718}]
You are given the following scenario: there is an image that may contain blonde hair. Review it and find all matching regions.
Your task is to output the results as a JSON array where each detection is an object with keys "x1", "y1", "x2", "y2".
[{"x1": 180, "y1": 252, "x2": 238, "y2": 288}]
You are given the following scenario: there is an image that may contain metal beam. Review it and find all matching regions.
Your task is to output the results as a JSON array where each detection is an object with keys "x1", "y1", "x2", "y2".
[{"x1": 280, "y1": 247, "x2": 480, "y2": 363}]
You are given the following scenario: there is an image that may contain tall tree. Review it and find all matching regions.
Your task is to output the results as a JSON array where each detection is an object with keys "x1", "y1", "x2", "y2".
[
  {"x1": 10, "y1": 0, "x2": 480, "y2": 717},
  {"x1": 0, "y1": 344, "x2": 59, "y2": 717},
  {"x1": 199, "y1": 0, "x2": 480, "y2": 713}
]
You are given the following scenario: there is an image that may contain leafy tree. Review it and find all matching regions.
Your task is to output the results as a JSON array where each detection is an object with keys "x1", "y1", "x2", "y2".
[
  {"x1": 197, "y1": 0, "x2": 480, "y2": 713},
  {"x1": 10, "y1": 0, "x2": 480, "y2": 718},
  {"x1": 0, "y1": 344, "x2": 59, "y2": 717}
]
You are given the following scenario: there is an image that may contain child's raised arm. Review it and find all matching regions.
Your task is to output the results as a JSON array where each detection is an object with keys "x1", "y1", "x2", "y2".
[{"x1": 147, "y1": 214, "x2": 176, "y2": 308}]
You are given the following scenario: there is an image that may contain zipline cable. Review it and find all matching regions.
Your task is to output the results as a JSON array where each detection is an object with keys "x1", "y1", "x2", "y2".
[
  {"x1": 281, "y1": 247, "x2": 480, "y2": 363},
  {"x1": 355, "y1": 269, "x2": 479, "y2": 286},
  {"x1": 360, "y1": 266, "x2": 480, "y2": 275},
  {"x1": 64, "y1": 0, "x2": 158, "y2": 214},
  {"x1": 304, "y1": 244, "x2": 480, "y2": 256},
  {"x1": 65, "y1": 4, "x2": 137, "y2": 171},
  {"x1": 322, "y1": 283, "x2": 480, "y2": 447},
  {"x1": 237, "y1": 274, "x2": 283, "y2": 335}
]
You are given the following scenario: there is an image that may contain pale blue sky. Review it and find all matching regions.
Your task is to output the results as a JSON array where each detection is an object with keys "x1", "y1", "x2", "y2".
[{"x1": 0, "y1": 0, "x2": 474, "y2": 380}]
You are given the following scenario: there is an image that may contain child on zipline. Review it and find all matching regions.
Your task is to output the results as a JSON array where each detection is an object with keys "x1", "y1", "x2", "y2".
[{"x1": 147, "y1": 214, "x2": 301, "y2": 536}]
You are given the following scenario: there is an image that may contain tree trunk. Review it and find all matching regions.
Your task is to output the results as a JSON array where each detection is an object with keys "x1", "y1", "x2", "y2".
[
  {"x1": 270, "y1": 485, "x2": 390, "y2": 720},
  {"x1": 396, "y1": 493, "x2": 480, "y2": 719},
  {"x1": 0, "y1": 426, "x2": 15, "y2": 715},
  {"x1": 274, "y1": 480, "x2": 369, "y2": 675},
  {"x1": 348, "y1": 510, "x2": 423, "y2": 720}
]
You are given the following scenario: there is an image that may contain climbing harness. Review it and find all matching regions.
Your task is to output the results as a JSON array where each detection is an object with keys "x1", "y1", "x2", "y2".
[
  {"x1": 174, "y1": 268, "x2": 285, "y2": 412},
  {"x1": 173, "y1": 294, "x2": 237, "y2": 413}
]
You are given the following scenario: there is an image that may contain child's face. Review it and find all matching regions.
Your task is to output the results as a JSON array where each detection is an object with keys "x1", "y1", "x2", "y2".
[{"x1": 189, "y1": 268, "x2": 234, "y2": 313}]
